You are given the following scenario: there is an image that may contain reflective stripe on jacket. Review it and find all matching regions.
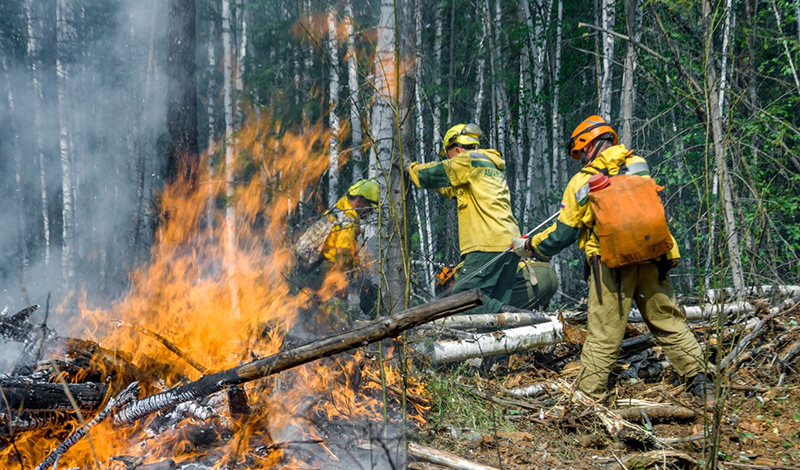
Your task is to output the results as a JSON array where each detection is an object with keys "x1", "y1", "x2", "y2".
[
  {"x1": 529, "y1": 144, "x2": 680, "y2": 262},
  {"x1": 408, "y1": 148, "x2": 521, "y2": 254}
]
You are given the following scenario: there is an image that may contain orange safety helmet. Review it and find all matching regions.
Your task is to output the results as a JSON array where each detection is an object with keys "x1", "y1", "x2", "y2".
[{"x1": 567, "y1": 115, "x2": 618, "y2": 160}]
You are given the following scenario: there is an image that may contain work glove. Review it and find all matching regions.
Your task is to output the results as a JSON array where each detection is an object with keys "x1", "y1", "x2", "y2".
[{"x1": 511, "y1": 236, "x2": 533, "y2": 258}]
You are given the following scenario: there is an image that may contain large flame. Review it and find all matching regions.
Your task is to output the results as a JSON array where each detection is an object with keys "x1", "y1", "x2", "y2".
[{"x1": 2, "y1": 114, "x2": 427, "y2": 469}]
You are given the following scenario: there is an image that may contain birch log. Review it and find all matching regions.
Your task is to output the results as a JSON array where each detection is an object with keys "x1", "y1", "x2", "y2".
[
  {"x1": 431, "y1": 312, "x2": 553, "y2": 330},
  {"x1": 424, "y1": 320, "x2": 564, "y2": 365},
  {"x1": 408, "y1": 442, "x2": 500, "y2": 470},
  {"x1": 706, "y1": 285, "x2": 800, "y2": 303}
]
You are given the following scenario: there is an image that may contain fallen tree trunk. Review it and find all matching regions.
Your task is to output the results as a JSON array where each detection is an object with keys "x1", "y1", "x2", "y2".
[
  {"x1": 615, "y1": 405, "x2": 697, "y2": 422},
  {"x1": 431, "y1": 311, "x2": 552, "y2": 330},
  {"x1": 707, "y1": 285, "x2": 800, "y2": 303},
  {"x1": 421, "y1": 320, "x2": 564, "y2": 365},
  {"x1": 408, "y1": 442, "x2": 500, "y2": 470},
  {"x1": 0, "y1": 375, "x2": 108, "y2": 412},
  {"x1": 115, "y1": 290, "x2": 484, "y2": 425}
]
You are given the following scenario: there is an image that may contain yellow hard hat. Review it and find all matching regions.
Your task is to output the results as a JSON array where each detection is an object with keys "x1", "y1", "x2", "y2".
[
  {"x1": 347, "y1": 179, "x2": 379, "y2": 206},
  {"x1": 440, "y1": 123, "x2": 482, "y2": 156}
]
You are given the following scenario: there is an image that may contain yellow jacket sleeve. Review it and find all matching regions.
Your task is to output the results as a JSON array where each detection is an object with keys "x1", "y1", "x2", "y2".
[{"x1": 408, "y1": 153, "x2": 475, "y2": 189}]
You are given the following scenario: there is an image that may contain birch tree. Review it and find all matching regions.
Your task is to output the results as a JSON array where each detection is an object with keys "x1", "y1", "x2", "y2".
[
  {"x1": 222, "y1": 0, "x2": 241, "y2": 316},
  {"x1": 344, "y1": 0, "x2": 364, "y2": 182},
  {"x1": 414, "y1": 0, "x2": 435, "y2": 294},
  {"x1": 619, "y1": 0, "x2": 636, "y2": 145},
  {"x1": 370, "y1": 0, "x2": 407, "y2": 314},
  {"x1": 25, "y1": 0, "x2": 50, "y2": 269},
  {"x1": 235, "y1": 0, "x2": 247, "y2": 125},
  {"x1": 57, "y1": 0, "x2": 76, "y2": 288},
  {"x1": 2, "y1": 54, "x2": 28, "y2": 270},
  {"x1": 327, "y1": 5, "x2": 341, "y2": 206},
  {"x1": 702, "y1": 0, "x2": 745, "y2": 296},
  {"x1": 599, "y1": 0, "x2": 615, "y2": 120}
]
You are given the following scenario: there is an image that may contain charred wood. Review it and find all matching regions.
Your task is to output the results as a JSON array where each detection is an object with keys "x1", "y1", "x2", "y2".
[
  {"x1": 0, "y1": 375, "x2": 108, "y2": 412},
  {"x1": 114, "y1": 290, "x2": 483, "y2": 425},
  {"x1": 34, "y1": 381, "x2": 140, "y2": 470}
]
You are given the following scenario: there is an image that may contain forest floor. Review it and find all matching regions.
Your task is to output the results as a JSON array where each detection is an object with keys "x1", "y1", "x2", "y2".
[
  {"x1": 414, "y1": 305, "x2": 800, "y2": 470},
  {"x1": 417, "y1": 363, "x2": 799, "y2": 469}
]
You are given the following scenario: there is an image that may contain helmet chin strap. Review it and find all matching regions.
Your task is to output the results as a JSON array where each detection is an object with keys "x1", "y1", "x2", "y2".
[{"x1": 581, "y1": 141, "x2": 605, "y2": 166}]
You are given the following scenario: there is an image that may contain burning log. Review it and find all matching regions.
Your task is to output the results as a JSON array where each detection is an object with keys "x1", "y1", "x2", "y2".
[
  {"x1": 431, "y1": 311, "x2": 552, "y2": 330},
  {"x1": 34, "y1": 381, "x2": 140, "y2": 470},
  {"x1": 0, "y1": 412, "x2": 67, "y2": 437},
  {"x1": 114, "y1": 290, "x2": 484, "y2": 425},
  {"x1": 0, "y1": 305, "x2": 40, "y2": 342},
  {"x1": 0, "y1": 375, "x2": 108, "y2": 412},
  {"x1": 421, "y1": 319, "x2": 564, "y2": 365}
]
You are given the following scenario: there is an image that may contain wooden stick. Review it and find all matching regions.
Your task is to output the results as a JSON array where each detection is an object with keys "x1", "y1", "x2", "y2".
[
  {"x1": 615, "y1": 405, "x2": 697, "y2": 422},
  {"x1": 364, "y1": 375, "x2": 429, "y2": 407},
  {"x1": 408, "y1": 442, "x2": 500, "y2": 470},
  {"x1": 115, "y1": 290, "x2": 483, "y2": 425}
]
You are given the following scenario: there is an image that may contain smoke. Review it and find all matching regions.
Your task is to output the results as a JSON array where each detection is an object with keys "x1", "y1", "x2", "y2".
[{"x1": 0, "y1": 0, "x2": 171, "y2": 317}]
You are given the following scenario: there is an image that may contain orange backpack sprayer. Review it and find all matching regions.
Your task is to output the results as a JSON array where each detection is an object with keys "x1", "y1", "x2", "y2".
[{"x1": 586, "y1": 171, "x2": 674, "y2": 303}]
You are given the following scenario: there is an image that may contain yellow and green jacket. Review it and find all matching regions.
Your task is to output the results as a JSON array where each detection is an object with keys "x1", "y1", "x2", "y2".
[
  {"x1": 529, "y1": 144, "x2": 680, "y2": 263},
  {"x1": 408, "y1": 148, "x2": 521, "y2": 255},
  {"x1": 295, "y1": 196, "x2": 368, "y2": 268}
]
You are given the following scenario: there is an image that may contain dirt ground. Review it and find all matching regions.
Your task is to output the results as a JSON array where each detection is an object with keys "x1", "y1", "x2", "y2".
[{"x1": 416, "y1": 359, "x2": 800, "y2": 469}]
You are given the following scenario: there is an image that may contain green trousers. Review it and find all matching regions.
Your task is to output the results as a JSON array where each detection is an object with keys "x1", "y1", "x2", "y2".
[
  {"x1": 579, "y1": 262, "x2": 707, "y2": 399},
  {"x1": 509, "y1": 261, "x2": 559, "y2": 310},
  {"x1": 451, "y1": 251, "x2": 520, "y2": 314}
]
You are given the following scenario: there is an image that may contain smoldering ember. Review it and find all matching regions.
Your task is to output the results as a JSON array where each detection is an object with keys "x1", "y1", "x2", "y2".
[{"x1": 0, "y1": 0, "x2": 798, "y2": 469}]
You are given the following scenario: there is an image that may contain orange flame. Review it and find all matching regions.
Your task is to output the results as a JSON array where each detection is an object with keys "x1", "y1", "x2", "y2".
[{"x1": 1, "y1": 112, "x2": 427, "y2": 469}]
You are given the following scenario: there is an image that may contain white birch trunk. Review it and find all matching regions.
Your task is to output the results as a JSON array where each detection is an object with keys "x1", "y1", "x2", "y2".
[
  {"x1": 424, "y1": 320, "x2": 564, "y2": 364},
  {"x1": 431, "y1": 1, "x2": 443, "y2": 155},
  {"x1": 550, "y1": 0, "x2": 563, "y2": 197},
  {"x1": 222, "y1": 0, "x2": 240, "y2": 316},
  {"x1": 703, "y1": 0, "x2": 745, "y2": 297},
  {"x1": 472, "y1": 4, "x2": 487, "y2": 125},
  {"x1": 327, "y1": 6, "x2": 341, "y2": 207},
  {"x1": 57, "y1": 0, "x2": 75, "y2": 289},
  {"x1": 491, "y1": 0, "x2": 506, "y2": 158},
  {"x1": 235, "y1": 0, "x2": 247, "y2": 126},
  {"x1": 414, "y1": 3, "x2": 435, "y2": 294},
  {"x1": 516, "y1": 44, "x2": 527, "y2": 220},
  {"x1": 344, "y1": 0, "x2": 363, "y2": 182},
  {"x1": 619, "y1": 0, "x2": 636, "y2": 146},
  {"x1": 26, "y1": 0, "x2": 50, "y2": 268},
  {"x1": 770, "y1": 0, "x2": 800, "y2": 92},
  {"x1": 370, "y1": 0, "x2": 395, "y2": 180},
  {"x1": 2, "y1": 55, "x2": 28, "y2": 270},
  {"x1": 599, "y1": 0, "x2": 615, "y2": 120},
  {"x1": 719, "y1": 0, "x2": 734, "y2": 118},
  {"x1": 207, "y1": 9, "x2": 217, "y2": 231}
]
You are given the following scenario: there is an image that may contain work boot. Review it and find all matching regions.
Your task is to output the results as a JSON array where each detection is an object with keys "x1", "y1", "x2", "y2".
[{"x1": 688, "y1": 374, "x2": 716, "y2": 408}]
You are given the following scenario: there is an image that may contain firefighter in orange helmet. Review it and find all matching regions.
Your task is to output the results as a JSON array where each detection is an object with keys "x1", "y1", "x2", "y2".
[{"x1": 511, "y1": 116, "x2": 714, "y2": 406}]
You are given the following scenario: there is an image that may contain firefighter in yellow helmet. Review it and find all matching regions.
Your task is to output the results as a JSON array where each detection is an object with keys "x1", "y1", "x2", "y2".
[
  {"x1": 407, "y1": 124, "x2": 533, "y2": 314},
  {"x1": 512, "y1": 116, "x2": 713, "y2": 406},
  {"x1": 294, "y1": 179, "x2": 377, "y2": 280}
]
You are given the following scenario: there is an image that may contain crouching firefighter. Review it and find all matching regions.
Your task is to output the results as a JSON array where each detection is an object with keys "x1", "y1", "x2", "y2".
[
  {"x1": 512, "y1": 116, "x2": 714, "y2": 406},
  {"x1": 435, "y1": 260, "x2": 558, "y2": 311},
  {"x1": 407, "y1": 124, "x2": 527, "y2": 314},
  {"x1": 292, "y1": 180, "x2": 378, "y2": 317}
]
